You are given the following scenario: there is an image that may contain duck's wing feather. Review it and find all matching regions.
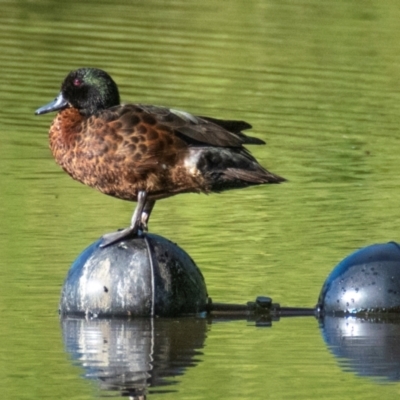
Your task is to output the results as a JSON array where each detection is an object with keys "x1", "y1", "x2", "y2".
[{"x1": 135, "y1": 104, "x2": 265, "y2": 147}]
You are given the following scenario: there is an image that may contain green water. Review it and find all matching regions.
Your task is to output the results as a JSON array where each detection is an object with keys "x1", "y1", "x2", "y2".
[{"x1": 2, "y1": 0, "x2": 400, "y2": 398}]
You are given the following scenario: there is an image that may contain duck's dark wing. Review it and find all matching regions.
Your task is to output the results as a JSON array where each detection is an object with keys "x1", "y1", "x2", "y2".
[
  {"x1": 197, "y1": 116, "x2": 265, "y2": 145},
  {"x1": 136, "y1": 104, "x2": 265, "y2": 147}
]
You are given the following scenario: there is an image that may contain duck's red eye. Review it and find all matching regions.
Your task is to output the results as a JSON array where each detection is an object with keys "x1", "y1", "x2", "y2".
[{"x1": 73, "y1": 78, "x2": 82, "y2": 86}]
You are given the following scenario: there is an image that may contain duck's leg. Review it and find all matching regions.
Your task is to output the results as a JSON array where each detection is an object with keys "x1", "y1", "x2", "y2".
[
  {"x1": 140, "y1": 199, "x2": 155, "y2": 231},
  {"x1": 100, "y1": 191, "x2": 149, "y2": 248}
]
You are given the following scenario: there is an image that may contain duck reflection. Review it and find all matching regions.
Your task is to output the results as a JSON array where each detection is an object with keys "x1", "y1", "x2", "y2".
[
  {"x1": 61, "y1": 317, "x2": 208, "y2": 398},
  {"x1": 320, "y1": 315, "x2": 400, "y2": 382}
]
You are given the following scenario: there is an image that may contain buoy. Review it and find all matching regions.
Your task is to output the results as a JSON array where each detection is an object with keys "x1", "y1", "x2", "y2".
[
  {"x1": 59, "y1": 233, "x2": 209, "y2": 317},
  {"x1": 317, "y1": 242, "x2": 400, "y2": 315}
]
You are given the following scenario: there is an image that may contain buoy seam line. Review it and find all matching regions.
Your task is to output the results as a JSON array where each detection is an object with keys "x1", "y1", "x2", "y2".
[{"x1": 144, "y1": 235, "x2": 155, "y2": 317}]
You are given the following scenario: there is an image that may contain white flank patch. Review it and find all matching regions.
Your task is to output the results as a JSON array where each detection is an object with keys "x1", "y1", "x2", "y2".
[{"x1": 183, "y1": 148, "x2": 201, "y2": 175}]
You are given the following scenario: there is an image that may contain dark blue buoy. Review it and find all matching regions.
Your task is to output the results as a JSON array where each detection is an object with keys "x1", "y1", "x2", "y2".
[
  {"x1": 59, "y1": 233, "x2": 209, "y2": 317},
  {"x1": 317, "y1": 242, "x2": 400, "y2": 315}
]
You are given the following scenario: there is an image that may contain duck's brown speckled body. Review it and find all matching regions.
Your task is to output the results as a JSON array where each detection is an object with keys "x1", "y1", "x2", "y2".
[
  {"x1": 49, "y1": 106, "x2": 197, "y2": 201},
  {"x1": 36, "y1": 68, "x2": 285, "y2": 246}
]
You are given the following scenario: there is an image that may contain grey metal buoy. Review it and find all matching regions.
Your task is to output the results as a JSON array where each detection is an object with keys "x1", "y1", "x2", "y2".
[
  {"x1": 317, "y1": 242, "x2": 400, "y2": 315},
  {"x1": 59, "y1": 233, "x2": 208, "y2": 317}
]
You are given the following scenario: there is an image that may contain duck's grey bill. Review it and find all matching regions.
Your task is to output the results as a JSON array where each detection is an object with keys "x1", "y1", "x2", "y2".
[{"x1": 35, "y1": 93, "x2": 68, "y2": 115}]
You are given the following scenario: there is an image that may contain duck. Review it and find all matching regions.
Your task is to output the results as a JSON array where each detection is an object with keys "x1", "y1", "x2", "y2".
[{"x1": 35, "y1": 68, "x2": 285, "y2": 247}]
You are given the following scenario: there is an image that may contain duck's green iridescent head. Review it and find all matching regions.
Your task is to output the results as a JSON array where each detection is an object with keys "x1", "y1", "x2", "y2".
[{"x1": 35, "y1": 68, "x2": 120, "y2": 116}]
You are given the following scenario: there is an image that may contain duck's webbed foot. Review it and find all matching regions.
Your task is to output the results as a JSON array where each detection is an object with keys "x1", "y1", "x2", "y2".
[
  {"x1": 100, "y1": 226, "x2": 142, "y2": 248},
  {"x1": 100, "y1": 191, "x2": 155, "y2": 248}
]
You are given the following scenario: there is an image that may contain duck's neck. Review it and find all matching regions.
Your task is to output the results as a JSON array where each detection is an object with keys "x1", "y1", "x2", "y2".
[{"x1": 49, "y1": 108, "x2": 85, "y2": 153}]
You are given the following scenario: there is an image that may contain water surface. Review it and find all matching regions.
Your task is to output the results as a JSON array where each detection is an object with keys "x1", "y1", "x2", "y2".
[{"x1": 2, "y1": 0, "x2": 400, "y2": 398}]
